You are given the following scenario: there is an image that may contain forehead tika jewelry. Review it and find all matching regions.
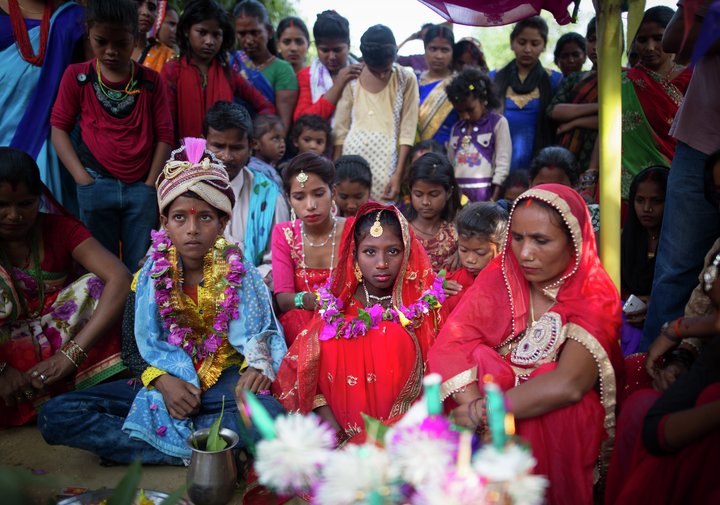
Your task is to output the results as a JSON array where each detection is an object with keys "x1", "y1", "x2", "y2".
[
  {"x1": 370, "y1": 211, "x2": 384, "y2": 238},
  {"x1": 296, "y1": 170, "x2": 309, "y2": 188}
]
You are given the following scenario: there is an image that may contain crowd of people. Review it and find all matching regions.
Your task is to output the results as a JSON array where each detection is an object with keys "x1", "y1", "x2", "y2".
[{"x1": 1, "y1": 0, "x2": 719, "y2": 503}]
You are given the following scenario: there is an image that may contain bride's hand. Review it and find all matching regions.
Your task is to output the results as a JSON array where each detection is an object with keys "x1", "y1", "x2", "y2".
[{"x1": 450, "y1": 400, "x2": 480, "y2": 429}]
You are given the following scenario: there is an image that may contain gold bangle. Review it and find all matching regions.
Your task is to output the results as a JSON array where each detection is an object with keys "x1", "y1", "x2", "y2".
[
  {"x1": 59, "y1": 340, "x2": 88, "y2": 368},
  {"x1": 59, "y1": 349, "x2": 79, "y2": 368}
]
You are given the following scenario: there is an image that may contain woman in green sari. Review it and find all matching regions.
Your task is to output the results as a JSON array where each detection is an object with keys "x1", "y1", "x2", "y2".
[{"x1": 621, "y1": 6, "x2": 691, "y2": 201}]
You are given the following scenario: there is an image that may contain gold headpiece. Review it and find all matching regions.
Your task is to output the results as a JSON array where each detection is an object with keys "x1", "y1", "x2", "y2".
[
  {"x1": 296, "y1": 170, "x2": 309, "y2": 188},
  {"x1": 369, "y1": 211, "x2": 384, "y2": 238}
]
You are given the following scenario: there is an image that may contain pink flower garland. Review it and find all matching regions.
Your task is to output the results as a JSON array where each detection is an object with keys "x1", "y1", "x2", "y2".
[
  {"x1": 317, "y1": 273, "x2": 446, "y2": 341},
  {"x1": 149, "y1": 229, "x2": 245, "y2": 359}
]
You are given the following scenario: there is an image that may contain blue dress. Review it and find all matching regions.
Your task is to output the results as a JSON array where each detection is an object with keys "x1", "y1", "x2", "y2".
[{"x1": 490, "y1": 68, "x2": 562, "y2": 171}]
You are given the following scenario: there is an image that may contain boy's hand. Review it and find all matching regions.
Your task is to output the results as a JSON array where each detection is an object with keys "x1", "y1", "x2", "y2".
[
  {"x1": 75, "y1": 174, "x2": 95, "y2": 186},
  {"x1": 154, "y1": 375, "x2": 201, "y2": 419},
  {"x1": 235, "y1": 367, "x2": 272, "y2": 395}
]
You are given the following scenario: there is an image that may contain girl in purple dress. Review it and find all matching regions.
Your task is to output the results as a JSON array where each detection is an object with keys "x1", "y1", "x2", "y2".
[{"x1": 446, "y1": 68, "x2": 512, "y2": 202}]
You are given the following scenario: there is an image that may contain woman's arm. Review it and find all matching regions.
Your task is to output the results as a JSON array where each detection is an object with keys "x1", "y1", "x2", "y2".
[
  {"x1": 275, "y1": 89, "x2": 298, "y2": 133},
  {"x1": 270, "y1": 224, "x2": 317, "y2": 314},
  {"x1": 556, "y1": 115, "x2": 598, "y2": 135},
  {"x1": 27, "y1": 237, "x2": 131, "y2": 388},
  {"x1": 548, "y1": 103, "x2": 599, "y2": 122},
  {"x1": 67, "y1": 238, "x2": 132, "y2": 353},
  {"x1": 662, "y1": 399, "x2": 720, "y2": 450},
  {"x1": 505, "y1": 340, "x2": 598, "y2": 419},
  {"x1": 319, "y1": 64, "x2": 363, "y2": 109}
]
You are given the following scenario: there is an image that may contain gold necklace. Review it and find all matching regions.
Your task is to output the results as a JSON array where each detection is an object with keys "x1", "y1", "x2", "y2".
[
  {"x1": 529, "y1": 294, "x2": 536, "y2": 324},
  {"x1": 412, "y1": 220, "x2": 442, "y2": 238},
  {"x1": 256, "y1": 55, "x2": 276, "y2": 71}
]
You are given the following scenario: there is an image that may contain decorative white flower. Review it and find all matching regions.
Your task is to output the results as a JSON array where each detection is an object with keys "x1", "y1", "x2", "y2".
[
  {"x1": 507, "y1": 475, "x2": 548, "y2": 505},
  {"x1": 255, "y1": 414, "x2": 334, "y2": 494},
  {"x1": 386, "y1": 425, "x2": 457, "y2": 487},
  {"x1": 412, "y1": 469, "x2": 487, "y2": 505},
  {"x1": 473, "y1": 444, "x2": 537, "y2": 482},
  {"x1": 315, "y1": 444, "x2": 391, "y2": 505}
]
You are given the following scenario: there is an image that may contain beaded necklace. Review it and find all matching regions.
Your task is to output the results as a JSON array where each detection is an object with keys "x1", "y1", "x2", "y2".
[
  {"x1": 303, "y1": 223, "x2": 335, "y2": 247},
  {"x1": 362, "y1": 282, "x2": 392, "y2": 306},
  {"x1": 299, "y1": 218, "x2": 337, "y2": 292},
  {"x1": 95, "y1": 58, "x2": 141, "y2": 102},
  {"x1": 8, "y1": 0, "x2": 51, "y2": 66}
]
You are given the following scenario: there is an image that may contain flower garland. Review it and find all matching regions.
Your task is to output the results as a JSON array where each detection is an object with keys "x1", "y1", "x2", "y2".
[
  {"x1": 316, "y1": 273, "x2": 446, "y2": 341},
  {"x1": 149, "y1": 229, "x2": 246, "y2": 359}
]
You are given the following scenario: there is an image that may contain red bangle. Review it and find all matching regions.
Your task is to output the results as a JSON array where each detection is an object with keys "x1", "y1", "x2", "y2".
[{"x1": 673, "y1": 317, "x2": 684, "y2": 339}]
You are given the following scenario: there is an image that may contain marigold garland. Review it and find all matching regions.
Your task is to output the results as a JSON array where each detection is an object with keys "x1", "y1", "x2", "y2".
[{"x1": 149, "y1": 229, "x2": 245, "y2": 359}]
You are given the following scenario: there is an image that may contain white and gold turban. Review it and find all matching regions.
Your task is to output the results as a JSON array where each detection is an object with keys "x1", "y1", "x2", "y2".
[{"x1": 156, "y1": 137, "x2": 235, "y2": 216}]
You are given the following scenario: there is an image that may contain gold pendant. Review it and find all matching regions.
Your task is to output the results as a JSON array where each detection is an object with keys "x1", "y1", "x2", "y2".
[{"x1": 369, "y1": 211, "x2": 384, "y2": 238}]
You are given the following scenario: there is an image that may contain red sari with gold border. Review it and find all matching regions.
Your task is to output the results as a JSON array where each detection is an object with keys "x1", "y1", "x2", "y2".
[
  {"x1": 429, "y1": 184, "x2": 623, "y2": 505},
  {"x1": 272, "y1": 203, "x2": 441, "y2": 439}
]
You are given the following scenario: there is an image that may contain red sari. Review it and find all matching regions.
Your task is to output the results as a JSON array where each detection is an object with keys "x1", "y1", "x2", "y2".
[
  {"x1": 605, "y1": 385, "x2": 720, "y2": 505},
  {"x1": 272, "y1": 203, "x2": 441, "y2": 439},
  {"x1": 429, "y1": 184, "x2": 623, "y2": 505}
]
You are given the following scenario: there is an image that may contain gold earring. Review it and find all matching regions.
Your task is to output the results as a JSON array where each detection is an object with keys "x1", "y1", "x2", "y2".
[
  {"x1": 291, "y1": 207, "x2": 297, "y2": 224},
  {"x1": 354, "y1": 263, "x2": 363, "y2": 282}
]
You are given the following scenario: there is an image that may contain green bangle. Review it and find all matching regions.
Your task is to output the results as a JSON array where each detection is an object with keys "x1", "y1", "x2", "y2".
[{"x1": 294, "y1": 292, "x2": 307, "y2": 309}]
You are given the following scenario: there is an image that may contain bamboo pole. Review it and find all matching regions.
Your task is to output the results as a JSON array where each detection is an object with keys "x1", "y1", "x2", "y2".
[{"x1": 595, "y1": 0, "x2": 624, "y2": 289}]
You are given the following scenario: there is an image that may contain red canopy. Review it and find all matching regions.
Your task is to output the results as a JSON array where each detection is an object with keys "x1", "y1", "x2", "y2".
[{"x1": 416, "y1": 0, "x2": 575, "y2": 26}]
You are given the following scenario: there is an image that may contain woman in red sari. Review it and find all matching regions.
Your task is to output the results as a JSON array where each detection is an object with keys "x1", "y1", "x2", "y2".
[
  {"x1": 271, "y1": 153, "x2": 350, "y2": 346},
  {"x1": 273, "y1": 203, "x2": 442, "y2": 442},
  {"x1": 429, "y1": 184, "x2": 623, "y2": 505}
]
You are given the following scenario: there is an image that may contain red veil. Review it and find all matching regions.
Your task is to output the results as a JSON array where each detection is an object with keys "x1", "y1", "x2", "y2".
[
  {"x1": 273, "y1": 203, "x2": 440, "y2": 418},
  {"x1": 428, "y1": 184, "x2": 623, "y2": 503}
]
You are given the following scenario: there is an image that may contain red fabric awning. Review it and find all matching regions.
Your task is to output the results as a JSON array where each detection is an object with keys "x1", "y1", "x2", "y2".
[{"x1": 416, "y1": 0, "x2": 576, "y2": 26}]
